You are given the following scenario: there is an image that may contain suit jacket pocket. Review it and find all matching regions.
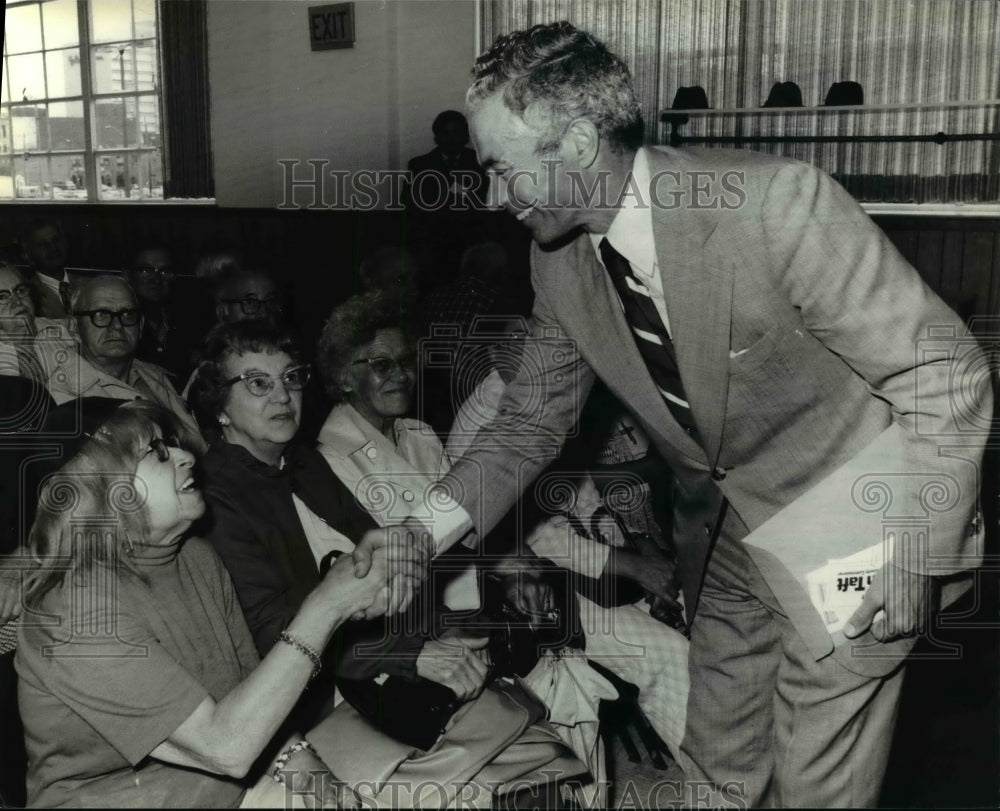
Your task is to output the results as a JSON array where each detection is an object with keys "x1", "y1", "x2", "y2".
[{"x1": 727, "y1": 322, "x2": 787, "y2": 376}]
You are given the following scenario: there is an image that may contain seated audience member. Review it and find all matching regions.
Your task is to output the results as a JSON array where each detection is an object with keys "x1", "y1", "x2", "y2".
[
  {"x1": 194, "y1": 235, "x2": 245, "y2": 281},
  {"x1": 358, "y1": 245, "x2": 420, "y2": 298},
  {"x1": 315, "y1": 291, "x2": 468, "y2": 558},
  {"x1": 37, "y1": 275, "x2": 203, "y2": 448},
  {"x1": 448, "y1": 318, "x2": 690, "y2": 753},
  {"x1": 213, "y1": 266, "x2": 287, "y2": 327},
  {"x1": 0, "y1": 261, "x2": 72, "y2": 384},
  {"x1": 422, "y1": 241, "x2": 509, "y2": 336},
  {"x1": 194, "y1": 318, "x2": 581, "y2": 806},
  {"x1": 195, "y1": 318, "x2": 483, "y2": 709},
  {"x1": 16, "y1": 401, "x2": 387, "y2": 807},
  {"x1": 185, "y1": 266, "x2": 293, "y2": 425},
  {"x1": 18, "y1": 216, "x2": 73, "y2": 317},
  {"x1": 125, "y1": 244, "x2": 198, "y2": 380}
]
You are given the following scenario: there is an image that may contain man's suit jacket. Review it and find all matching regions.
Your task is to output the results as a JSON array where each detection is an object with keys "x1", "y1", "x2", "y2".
[{"x1": 443, "y1": 147, "x2": 991, "y2": 676}]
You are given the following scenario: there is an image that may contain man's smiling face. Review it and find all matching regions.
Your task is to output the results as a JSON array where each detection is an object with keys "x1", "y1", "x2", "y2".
[{"x1": 469, "y1": 94, "x2": 587, "y2": 246}]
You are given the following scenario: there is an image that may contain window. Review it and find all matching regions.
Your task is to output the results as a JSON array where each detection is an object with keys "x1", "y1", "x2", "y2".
[{"x1": 1, "y1": 0, "x2": 164, "y2": 201}]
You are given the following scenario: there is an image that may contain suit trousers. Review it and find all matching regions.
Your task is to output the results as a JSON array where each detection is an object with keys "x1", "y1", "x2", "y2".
[{"x1": 677, "y1": 534, "x2": 905, "y2": 808}]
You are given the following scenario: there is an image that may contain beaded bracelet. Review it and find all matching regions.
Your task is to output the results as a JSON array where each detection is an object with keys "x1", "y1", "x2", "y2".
[
  {"x1": 277, "y1": 630, "x2": 321, "y2": 681},
  {"x1": 271, "y1": 739, "x2": 316, "y2": 783}
]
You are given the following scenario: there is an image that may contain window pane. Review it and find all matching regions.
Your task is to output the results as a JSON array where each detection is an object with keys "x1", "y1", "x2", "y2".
[
  {"x1": 91, "y1": 0, "x2": 133, "y2": 44},
  {"x1": 0, "y1": 109, "x2": 11, "y2": 155},
  {"x1": 52, "y1": 153, "x2": 87, "y2": 198},
  {"x1": 4, "y1": 4, "x2": 43, "y2": 55},
  {"x1": 48, "y1": 101, "x2": 85, "y2": 150},
  {"x1": 91, "y1": 43, "x2": 157, "y2": 95},
  {"x1": 42, "y1": 0, "x2": 80, "y2": 49},
  {"x1": 0, "y1": 157, "x2": 14, "y2": 199},
  {"x1": 134, "y1": 0, "x2": 156, "y2": 39},
  {"x1": 1, "y1": 65, "x2": 8, "y2": 103},
  {"x1": 132, "y1": 40, "x2": 159, "y2": 91},
  {"x1": 8, "y1": 105, "x2": 46, "y2": 152},
  {"x1": 15, "y1": 154, "x2": 52, "y2": 199},
  {"x1": 133, "y1": 148, "x2": 163, "y2": 198},
  {"x1": 46, "y1": 48, "x2": 82, "y2": 98},
  {"x1": 135, "y1": 97, "x2": 160, "y2": 147},
  {"x1": 6, "y1": 53, "x2": 46, "y2": 102},
  {"x1": 97, "y1": 150, "x2": 142, "y2": 199},
  {"x1": 95, "y1": 97, "x2": 136, "y2": 148}
]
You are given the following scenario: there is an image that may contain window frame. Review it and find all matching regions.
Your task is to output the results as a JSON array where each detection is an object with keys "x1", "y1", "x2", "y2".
[{"x1": 1, "y1": 0, "x2": 168, "y2": 203}]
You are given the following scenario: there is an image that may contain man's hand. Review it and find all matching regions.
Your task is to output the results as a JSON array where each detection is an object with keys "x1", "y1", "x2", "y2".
[
  {"x1": 351, "y1": 519, "x2": 433, "y2": 617},
  {"x1": 843, "y1": 561, "x2": 933, "y2": 642},
  {"x1": 416, "y1": 634, "x2": 490, "y2": 702}
]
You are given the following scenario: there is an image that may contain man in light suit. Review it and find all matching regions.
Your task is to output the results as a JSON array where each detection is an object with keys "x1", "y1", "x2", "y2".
[{"x1": 354, "y1": 22, "x2": 992, "y2": 806}]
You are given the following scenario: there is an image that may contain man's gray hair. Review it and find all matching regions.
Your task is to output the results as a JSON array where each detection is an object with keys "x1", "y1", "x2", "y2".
[
  {"x1": 467, "y1": 21, "x2": 644, "y2": 154},
  {"x1": 69, "y1": 274, "x2": 136, "y2": 313}
]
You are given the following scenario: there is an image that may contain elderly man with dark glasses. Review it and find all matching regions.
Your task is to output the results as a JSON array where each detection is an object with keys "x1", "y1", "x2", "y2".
[{"x1": 37, "y1": 275, "x2": 204, "y2": 450}]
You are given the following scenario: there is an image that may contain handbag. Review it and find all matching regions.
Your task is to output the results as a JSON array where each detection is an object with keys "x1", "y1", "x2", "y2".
[
  {"x1": 336, "y1": 562, "x2": 583, "y2": 749},
  {"x1": 307, "y1": 677, "x2": 585, "y2": 808}
]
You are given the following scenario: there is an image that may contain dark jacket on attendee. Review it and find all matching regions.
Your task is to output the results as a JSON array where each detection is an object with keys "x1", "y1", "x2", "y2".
[{"x1": 198, "y1": 441, "x2": 427, "y2": 716}]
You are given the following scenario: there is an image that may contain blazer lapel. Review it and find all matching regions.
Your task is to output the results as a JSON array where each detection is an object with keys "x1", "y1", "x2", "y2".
[
  {"x1": 652, "y1": 212, "x2": 732, "y2": 471},
  {"x1": 643, "y1": 148, "x2": 733, "y2": 470},
  {"x1": 556, "y1": 236, "x2": 704, "y2": 459}
]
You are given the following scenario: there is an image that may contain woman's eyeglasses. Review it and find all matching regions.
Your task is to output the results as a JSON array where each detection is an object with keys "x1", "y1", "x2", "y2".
[
  {"x1": 147, "y1": 434, "x2": 182, "y2": 462},
  {"x1": 351, "y1": 354, "x2": 418, "y2": 378},
  {"x1": 225, "y1": 364, "x2": 311, "y2": 397},
  {"x1": 219, "y1": 296, "x2": 286, "y2": 317},
  {"x1": 74, "y1": 308, "x2": 142, "y2": 328},
  {"x1": 0, "y1": 284, "x2": 32, "y2": 306}
]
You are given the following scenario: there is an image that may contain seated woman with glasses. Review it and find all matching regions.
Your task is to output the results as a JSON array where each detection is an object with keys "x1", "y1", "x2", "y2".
[
  {"x1": 15, "y1": 400, "x2": 389, "y2": 807},
  {"x1": 193, "y1": 318, "x2": 486, "y2": 718},
  {"x1": 192, "y1": 320, "x2": 387, "y2": 726}
]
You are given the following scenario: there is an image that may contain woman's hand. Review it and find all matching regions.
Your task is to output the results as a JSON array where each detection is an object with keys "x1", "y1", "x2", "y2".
[
  {"x1": 315, "y1": 550, "x2": 390, "y2": 620},
  {"x1": 501, "y1": 570, "x2": 555, "y2": 617},
  {"x1": 282, "y1": 746, "x2": 360, "y2": 809},
  {"x1": 416, "y1": 634, "x2": 489, "y2": 701},
  {"x1": 608, "y1": 548, "x2": 682, "y2": 616}
]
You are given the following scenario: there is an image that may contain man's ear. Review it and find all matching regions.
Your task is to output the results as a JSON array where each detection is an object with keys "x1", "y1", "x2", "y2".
[
  {"x1": 563, "y1": 118, "x2": 601, "y2": 169},
  {"x1": 214, "y1": 303, "x2": 227, "y2": 323},
  {"x1": 67, "y1": 315, "x2": 78, "y2": 338}
]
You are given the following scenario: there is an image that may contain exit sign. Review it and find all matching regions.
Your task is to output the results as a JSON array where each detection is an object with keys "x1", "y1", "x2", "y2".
[{"x1": 309, "y1": 3, "x2": 354, "y2": 51}]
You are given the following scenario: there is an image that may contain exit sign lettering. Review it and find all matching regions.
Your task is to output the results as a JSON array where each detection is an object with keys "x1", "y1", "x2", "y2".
[{"x1": 309, "y1": 3, "x2": 354, "y2": 51}]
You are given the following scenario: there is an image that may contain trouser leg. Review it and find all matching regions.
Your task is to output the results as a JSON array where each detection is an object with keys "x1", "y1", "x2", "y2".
[
  {"x1": 677, "y1": 539, "x2": 782, "y2": 807},
  {"x1": 680, "y1": 536, "x2": 907, "y2": 807},
  {"x1": 771, "y1": 623, "x2": 905, "y2": 808}
]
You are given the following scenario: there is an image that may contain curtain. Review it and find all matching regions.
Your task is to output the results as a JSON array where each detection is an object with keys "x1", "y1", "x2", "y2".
[
  {"x1": 159, "y1": 0, "x2": 214, "y2": 199},
  {"x1": 479, "y1": 0, "x2": 1000, "y2": 203}
]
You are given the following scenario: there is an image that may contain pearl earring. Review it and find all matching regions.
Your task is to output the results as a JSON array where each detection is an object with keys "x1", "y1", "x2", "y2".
[{"x1": 218, "y1": 415, "x2": 230, "y2": 426}]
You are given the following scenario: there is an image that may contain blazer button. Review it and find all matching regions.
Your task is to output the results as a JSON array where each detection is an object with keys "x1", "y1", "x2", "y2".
[
  {"x1": 704, "y1": 522, "x2": 712, "y2": 535},
  {"x1": 712, "y1": 467, "x2": 727, "y2": 481}
]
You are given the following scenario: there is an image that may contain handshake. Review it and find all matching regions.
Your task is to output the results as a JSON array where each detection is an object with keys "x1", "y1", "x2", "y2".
[{"x1": 318, "y1": 518, "x2": 435, "y2": 620}]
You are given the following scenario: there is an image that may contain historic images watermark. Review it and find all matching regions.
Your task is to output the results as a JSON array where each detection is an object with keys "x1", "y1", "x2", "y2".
[{"x1": 277, "y1": 159, "x2": 748, "y2": 212}]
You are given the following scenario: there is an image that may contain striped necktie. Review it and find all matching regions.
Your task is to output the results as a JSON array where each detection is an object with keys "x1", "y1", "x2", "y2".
[{"x1": 599, "y1": 238, "x2": 694, "y2": 432}]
